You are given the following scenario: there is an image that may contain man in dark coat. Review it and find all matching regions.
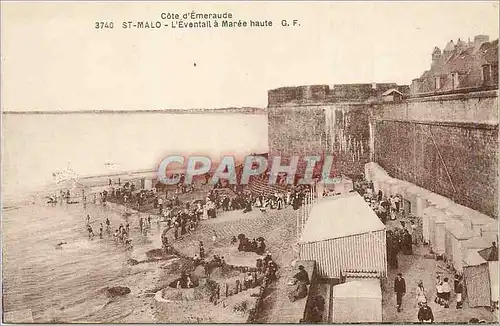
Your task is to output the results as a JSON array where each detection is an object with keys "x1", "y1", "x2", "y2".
[{"x1": 394, "y1": 273, "x2": 406, "y2": 312}]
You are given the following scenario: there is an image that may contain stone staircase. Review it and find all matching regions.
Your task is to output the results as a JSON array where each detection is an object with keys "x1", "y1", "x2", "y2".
[{"x1": 247, "y1": 176, "x2": 289, "y2": 196}]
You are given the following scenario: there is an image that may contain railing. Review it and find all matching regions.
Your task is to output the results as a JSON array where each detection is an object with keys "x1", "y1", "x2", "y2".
[{"x1": 297, "y1": 181, "x2": 319, "y2": 240}]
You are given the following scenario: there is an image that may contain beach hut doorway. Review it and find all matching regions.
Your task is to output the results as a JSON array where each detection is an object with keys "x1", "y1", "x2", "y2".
[
  {"x1": 464, "y1": 263, "x2": 491, "y2": 307},
  {"x1": 403, "y1": 198, "x2": 411, "y2": 216}
]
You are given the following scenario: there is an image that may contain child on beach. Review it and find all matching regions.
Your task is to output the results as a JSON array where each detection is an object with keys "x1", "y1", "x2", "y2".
[
  {"x1": 441, "y1": 277, "x2": 451, "y2": 308},
  {"x1": 87, "y1": 225, "x2": 95, "y2": 240},
  {"x1": 435, "y1": 276, "x2": 444, "y2": 305}
]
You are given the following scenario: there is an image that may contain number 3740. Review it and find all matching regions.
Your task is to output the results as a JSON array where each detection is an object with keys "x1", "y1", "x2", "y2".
[{"x1": 95, "y1": 21, "x2": 114, "y2": 29}]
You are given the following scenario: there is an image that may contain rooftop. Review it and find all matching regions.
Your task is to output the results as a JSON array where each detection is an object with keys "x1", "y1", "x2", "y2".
[{"x1": 300, "y1": 192, "x2": 385, "y2": 243}]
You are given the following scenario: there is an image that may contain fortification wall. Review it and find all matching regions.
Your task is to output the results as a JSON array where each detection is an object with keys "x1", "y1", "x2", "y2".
[
  {"x1": 372, "y1": 90, "x2": 499, "y2": 218},
  {"x1": 268, "y1": 105, "x2": 326, "y2": 159}
]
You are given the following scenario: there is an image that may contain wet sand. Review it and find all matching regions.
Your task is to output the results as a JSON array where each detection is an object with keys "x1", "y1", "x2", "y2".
[{"x1": 2, "y1": 199, "x2": 165, "y2": 323}]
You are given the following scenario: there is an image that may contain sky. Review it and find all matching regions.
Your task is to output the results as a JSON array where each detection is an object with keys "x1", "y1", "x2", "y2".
[{"x1": 1, "y1": 1, "x2": 499, "y2": 111}]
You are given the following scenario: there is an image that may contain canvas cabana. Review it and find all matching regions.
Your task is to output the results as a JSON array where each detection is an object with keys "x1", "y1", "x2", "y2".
[
  {"x1": 298, "y1": 192, "x2": 387, "y2": 279},
  {"x1": 332, "y1": 279, "x2": 382, "y2": 323}
]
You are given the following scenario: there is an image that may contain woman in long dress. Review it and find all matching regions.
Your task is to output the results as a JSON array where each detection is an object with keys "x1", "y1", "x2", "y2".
[{"x1": 416, "y1": 280, "x2": 427, "y2": 307}]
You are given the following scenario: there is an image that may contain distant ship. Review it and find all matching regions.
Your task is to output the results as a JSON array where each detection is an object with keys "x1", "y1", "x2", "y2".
[{"x1": 104, "y1": 161, "x2": 120, "y2": 171}]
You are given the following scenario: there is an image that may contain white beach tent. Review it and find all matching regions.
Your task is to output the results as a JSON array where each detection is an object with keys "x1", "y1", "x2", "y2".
[
  {"x1": 298, "y1": 192, "x2": 387, "y2": 279},
  {"x1": 332, "y1": 279, "x2": 382, "y2": 323}
]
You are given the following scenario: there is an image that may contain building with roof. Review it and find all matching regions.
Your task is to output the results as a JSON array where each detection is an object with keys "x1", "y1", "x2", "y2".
[
  {"x1": 411, "y1": 35, "x2": 499, "y2": 96},
  {"x1": 298, "y1": 192, "x2": 387, "y2": 279},
  {"x1": 381, "y1": 88, "x2": 404, "y2": 102}
]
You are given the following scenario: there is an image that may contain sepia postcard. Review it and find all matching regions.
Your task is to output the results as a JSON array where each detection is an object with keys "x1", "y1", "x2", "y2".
[{"x1": 1, "y1": 1, "x2": 499, "y2": 324}]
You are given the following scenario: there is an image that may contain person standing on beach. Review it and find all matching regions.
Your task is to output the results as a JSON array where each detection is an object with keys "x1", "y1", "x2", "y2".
[
  {"x1": 105, "y1": 218, "x2": 111, "y2": 233},
  {"x1": 435, "y1": 276, "x2": 444, "y2": 305},
  {"x1": 139, "y1": 217, "x2": 143, "y2": 233},
  {"x1": 454, "y1": 274, "x2": 463, "y2": 309},
  {"x1": 394, "y1": 273, "x2": 406, "y2": 312},
  {"x1": 87, "y1": 225, "x2": 95, "y2": 240},
  {"x1": 199, "y1": 241, "x2": 205, "y2": 259},
  {"x1": 441, "y1": 277, "x2": 451, "y2": 308},
  {"x1": 99, "y1": 223, "x2": 103, "y2": 239}
]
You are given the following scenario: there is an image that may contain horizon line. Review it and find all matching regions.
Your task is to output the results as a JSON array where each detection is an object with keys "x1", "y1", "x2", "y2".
[{"x1": 1, "y1": 107, "x2": 268, "y2": 115}]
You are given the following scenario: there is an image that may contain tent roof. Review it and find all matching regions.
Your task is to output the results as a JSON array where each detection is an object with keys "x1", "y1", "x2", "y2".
[
  {"x1": 478, "y1": 245, "x2": 498, "y2": 262},
  {"x1": 463, "y1": 237, "x2": 490, "y2": 249},
  {"x1": 464, "y1": 249, "x2": 487, "y2": 267},
  {"x1": 333, "y1": 279, "x2": 381, "y2": 298},
  {"x1": 300, "y1": 192, "x2": 385, "y2": 243},
  {"x1": 446, "y1": 219, "x2": 473, "y2": 240}
]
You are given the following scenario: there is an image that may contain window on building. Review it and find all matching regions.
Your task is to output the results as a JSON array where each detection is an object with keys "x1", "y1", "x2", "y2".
[
  {"x1": 434, "y1": 76, "x2": 441, "y2": 90},
  {"x1": 482, "y1": 65, "x2": 491, "y2": 84},
  {"x1": 451, "y1": 73, "x2": 459, "y2": 90}
]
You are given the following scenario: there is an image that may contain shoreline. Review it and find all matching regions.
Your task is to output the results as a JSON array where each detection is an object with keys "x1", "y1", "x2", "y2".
[{"x1": 1, "y1": 170, "x2": 156, "y2": 209}]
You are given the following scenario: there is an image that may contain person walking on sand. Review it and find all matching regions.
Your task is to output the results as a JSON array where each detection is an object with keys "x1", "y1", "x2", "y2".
[
  {"x1": 441, "y1": 277, "x2": 451, "y2": 308},
  {"x1": 105, "y1": 217, "x2": 111, "y2": 233},
  {"x1": 416, "y1": 280, "x2": 427, "y2": 307},
  {"x1": 212, "y1": 230, "x2": 218, "y2": 243},
  {"x1": 199, "y1": 241, "x2": 205, "y2": 259},
  {"x1": 454, "y1": 274, "x2": 463, "y2": 309},
  {"x1": 87, "y1": 224, "x2": 95, "y2": 240},
  {"x1": 394, "y1": 273, "x2": 406, "y2": 312},
  {"x1": 435, "y1": 276, "x2": 444, "y2": 306}
]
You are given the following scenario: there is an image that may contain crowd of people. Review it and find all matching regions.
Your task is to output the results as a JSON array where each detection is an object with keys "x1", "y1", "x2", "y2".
[
  {"x1": 394, "y1": 272, "x2": 465, "y2": 322},
  {"x1": 236, "y1": 234, "x2": 267, "y2": 255}
]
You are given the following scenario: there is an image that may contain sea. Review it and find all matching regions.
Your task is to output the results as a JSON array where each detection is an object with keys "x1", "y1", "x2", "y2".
[
  {"x1": 2, "y1": 111, "x2": 268, "y2": 202},
  {"x1": 1, "y1": 111, "x2": 268, "y2": 322}
]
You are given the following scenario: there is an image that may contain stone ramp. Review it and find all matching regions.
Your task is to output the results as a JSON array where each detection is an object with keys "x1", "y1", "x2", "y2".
[
  {"x1": 247, "y1": 176, "x2": 288, "y2": 196},
  {"x1": 169, "y1": 206, "x2": 298, "y2": 268},
  {"x1": 258, "y1": 261, "x2": 316, "y2": 323}
]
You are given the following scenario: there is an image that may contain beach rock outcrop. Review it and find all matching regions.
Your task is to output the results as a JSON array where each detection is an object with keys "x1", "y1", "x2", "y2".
[
  {"x1": 106, "y1": 286, "x2": 131, "y2": 298},
  {"x1": 127, "y1": 259, "x2": 139, "y2": 265}
]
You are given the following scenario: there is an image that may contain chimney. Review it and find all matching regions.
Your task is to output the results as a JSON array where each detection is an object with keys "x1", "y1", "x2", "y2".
[{"x1": 432, "y1": 47, "x2": 442, "y2": 67}]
